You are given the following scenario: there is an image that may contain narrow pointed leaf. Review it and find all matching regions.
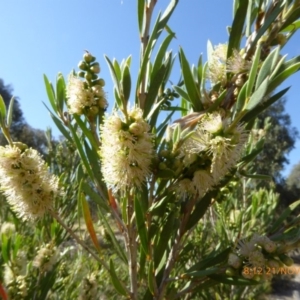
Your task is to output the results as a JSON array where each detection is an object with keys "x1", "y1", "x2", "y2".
[
  {"x1": 148, "y1": 261, "x2": 155, "y2": 295},
  {"x1": 208, "y1": 274, "x2": 258, "y2": 286},
  {"x1": 151, "y1": 34, "x2": 174, "y2": 79},
  {"x1": 246, "y1": 45, "x2": 261, "y2": 98},
  {"x1": 121, "y1": 64, "x2": 131, "y2": 103},
  {"x1": 73, "y1": 115, "x2": 98, "y2": 150},
  {"x1": 255, "y1": 47, "x2": 279, "y2": 89},
  {"x1": 80, "y1": 191, "x2": 101, "y2": 253},
  {"x1": 269, "y1": 200, "x2": 300, "y2": 234},
  {"x1": 104, "y1": 55, "x2": 121, "y2": 95},
  {"x1": 227, "y1": 0, "x2": 249, "y2": 58},
  {"x1": 134, "y1": 196, "x2": 148, "y2": 254},
  {"x1": 241, "y1": 87, "x2": 290, "y2": 123},
  {"x1": 56, "y1": 73, "x2": 66, "y2": 113},
  {"x1": 43, "y1": 74, "x2": 57, "y2": 113},
  {"x1": 109, "y1": 259, "x2": 129, "y2": 296},
  {"x1": 245, "y1": 77, "x2": 269, "y2": 111},
  {"x1": 69, "y1": 125, "x2": 94, "y2": 181},
  {"x1": 267, "y1": 62, "x2": 300, "y2": 93},
  {"x1": 138, "y1": 0, "x2": 145, "y2": 35},
  {"x1": 6, "y1": 97, "x2": 15, "y2": 128},
  {"x1": 0, "y1": 95, "x2": 6, "y2": 123},
  {"x1": 179, "y1": 47, "x2": 202, "y2": 111}
]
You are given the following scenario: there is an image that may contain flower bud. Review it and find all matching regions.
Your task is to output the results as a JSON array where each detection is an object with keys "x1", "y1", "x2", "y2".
[
  {"x1": 12, "y1": 142, "x2": 28, "y2": 151},
  {"x1": 129, "y1": 122, "x2": 144, "y2": 136},
  {"x1": 83, "y1": 52, "x2": 94, "y2": 63},
  {"x1": 159, "y1": 162, "x2": 168, "y2": 170},
  {"x1": 89, "y1": 106, "x2": 99, "y2": 116},
  {"x1": 90, "y1": 63, "x2": 100, "y2": 74},
  {"x1": 78, "y1": 71, "x2": 85, "y2": 78},
  {"x1": 225, "y1": 267, "x2": 236, "y2": 276},
  {"x1": 85, "y1": 72, "x2": 93, "y2": 81},
  {"x1": 78, "y1": 60, "x2": 88, "y2": 70},
  {"x1": 279, "y1": 254, "x2": 294, "y2": 267},
  {"x1": 159, "y1": 150, "x2": 170, "y2": 158},
  {"x1": 92, "y1": 78, "x2": 105, "y2": 87}
]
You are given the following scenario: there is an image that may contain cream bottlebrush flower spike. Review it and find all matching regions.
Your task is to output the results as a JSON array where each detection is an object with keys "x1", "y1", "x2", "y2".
[
  {"x1": 66, "y1": 74, "x2": 96, "y2": 115},
  {"x1": 99, "y1": 107, "x2": 154, "y2": 191},
  {"x1": 0, "y1": 145, "x2": 62, "y2": 221}
]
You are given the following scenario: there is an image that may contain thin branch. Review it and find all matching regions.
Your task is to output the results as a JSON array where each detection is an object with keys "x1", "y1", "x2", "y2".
[
  {"x1": 139, "y1": 0, "x2": 157, "y2": 109},
  {"x1": 48, "y1": 209, "x2": 110, "y2": 272}
]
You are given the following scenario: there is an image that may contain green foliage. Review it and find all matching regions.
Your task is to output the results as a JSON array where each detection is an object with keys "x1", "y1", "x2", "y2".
[{"x1": 1, "y1": 1, "x2": 300, "y2": 299}]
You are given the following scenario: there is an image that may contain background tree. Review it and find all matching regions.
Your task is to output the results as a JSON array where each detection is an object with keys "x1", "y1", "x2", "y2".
[
  {"x1": 249, "y1": 98, "x2": 298, "y2": 184},
  {"x1": 0, "y1": 78, "x2": 48, "y2": 154}
]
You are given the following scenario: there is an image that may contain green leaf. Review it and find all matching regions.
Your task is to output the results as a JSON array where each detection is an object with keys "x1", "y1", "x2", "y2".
[
  {"x1": 43, "y1": 103, "x2": 73, "y2": 143},
  {"x1": 1, "y1": 234, "x2": 9, "y2": 263},
  {"x1": 208, "y1": 274, "x2": 258, "y2": 286},
  {"x1": 235, "y1": 82, "x2": 248, "y2": 116},
  {"x1": 267, "y1": 62, "x2": 300, "y2": 93},
  {"x1": 73, "y1": 115, "x2": 98, "y2": 150},
  {"x1": 269, "y1": 200, "x2": 300, "y2": 234},
  {"x1": 80, "y1": 191, "x2": 101, "y2": 253},
  {"x1": 6, "y1": 96, "x2": 15, "y2": 128},
  {"x1": 159, "y1": 0, "x2": 179, "y2": 30},
  {"x1": 179, "y1": 47, "x2": 202, "y2": 111},
  {"x1": 173, "y1": 86, "x2": 190, "y2": 102},
  {"x1": 281, "y1": 19, "x2": 300, "y2": 32},
  {"x1": 245, "y1": 0, "x2": 254, "y2": 37},
  {"x1": 197, "y1": 55, "x2": 203, "y2": 86},
  {"x1": 134, "y1": 195, "x2": 148, "y2": 254},
  {"x1": 187, "y1": 248, "x2": 231, "y2": 272},
  {"x1": 144, "y1": 64, "x2": 168, "y2": 116},
  {"x1": 280, "y1": 7, "x2": 300, "y2": 32},
  {"x1": 245, "y1": 77, "x2": 269, "y2": 111},
  {"x1": 241, "y1": 87, "x2": 290, "y2": 123},
  {"x1": 109, "y1": 259, "x2": 129, "y2": 296},
  {"x1": 255, "y1": 46, "x2": 280, "y2": 89},
  {"x1": 104, "y1": 55, "x2": 121, "y2": 96},
  {"x1": 151, "y1": 34, "x2": 174, "y2": 81},
  {"x1": 43, "y1": 74, "x2": 57, "y2": 113},
  {"x1": 182, "y1": 268, "x2": 219, "y2": 278},
  {"x1": 97, "y1": 200, "x2": 128, "y2": 264},
  {"x1": 56, "y1": 73, "x2": 66, "y2": 113},
  {"x1": 154, "y1": 212, "x2": 176, "y2": 268},
  {"x1": 239, "y1": 171, "x2": 272, "y2": 180},
  {"x1": 246, "y1": 45, "x2": 261, "y2": 99},
  {"x1": 138, "y1": 0, "x2": 145, "y2": 35},
  {"x1": 148, "y1": 261, "x2": 155, "y2": 296},
  {"x1": 81, "y1": 181, "x2": 108, "y2": 211},
  {"x1": 69, "y1": 125, "x2": 94, "y2": 181},
  {"x1": 227, "y1": 0, "x2": 249, "y2": 58},
  {"x1": 45, "y1": 105, "x2": 73, "y2": 144},
  {"x1": 0, "y1": 95, "x2": 6, "y2": 123},
  {"x1": 121, "y1": 64, "x2": 131, "y2": 103},
  {"x1": 113, "y1": 59, "x2": 122, "y2": 81}
]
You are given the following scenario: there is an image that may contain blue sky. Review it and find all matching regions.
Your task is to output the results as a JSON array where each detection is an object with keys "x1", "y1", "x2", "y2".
[{"x1": 0, "y1": 0, "x2": 299, "y2": 177}]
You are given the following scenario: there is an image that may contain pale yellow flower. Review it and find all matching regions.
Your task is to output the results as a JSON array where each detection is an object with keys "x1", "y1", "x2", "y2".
[
  {"x1": 33, "y1": 242, "x2": 58, "y2": 273},
  {"x1": 100, "y1": 107, "x2": 154, "y2": 191},
  {"x1": 79, "y1": 273, "x2": 99, "y2": 300},
  {"x1": 207, "y1": 44, "x2": 227, "y2": 85},
  {"x1": 66, "y1": 74, "x2": 95, "y2": 114},
  {"x1": 0, "y1": 146, "x2": 62, "y2": 221}
]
